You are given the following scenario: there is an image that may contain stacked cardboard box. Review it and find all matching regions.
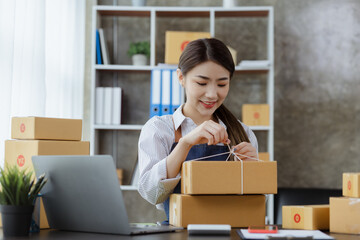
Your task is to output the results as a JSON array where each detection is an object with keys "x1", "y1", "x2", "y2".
[
  {"x1": 242, "y1": 104, "x2": 270, "y2": 126},
  {"x1": 1, "y1": 117, "x2": 90, "y2": 229},
  {"x1": 282, "y1": 205, "x2": 329, "y2": 230},
  {"x1": 169, "y1": 160, "x2": 277, "y2": 227},
  {"x1": 330, "y1": 173, "x2": 360, "y2": 234}
]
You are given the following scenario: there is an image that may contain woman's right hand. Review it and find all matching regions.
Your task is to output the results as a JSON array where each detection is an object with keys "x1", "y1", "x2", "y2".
[{"x1": 180, "y1": 120, "x2": 230, "y2": 147}]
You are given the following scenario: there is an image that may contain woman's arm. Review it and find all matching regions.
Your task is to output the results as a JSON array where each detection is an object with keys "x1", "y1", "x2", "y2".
[{"x1": 166, "y1": 119, "x2": 230, "y2": 178}]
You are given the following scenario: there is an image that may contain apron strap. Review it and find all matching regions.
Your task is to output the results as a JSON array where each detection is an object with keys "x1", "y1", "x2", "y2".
[{"x1": 172, "y1": 118, "x2": 182, "y2": 143}]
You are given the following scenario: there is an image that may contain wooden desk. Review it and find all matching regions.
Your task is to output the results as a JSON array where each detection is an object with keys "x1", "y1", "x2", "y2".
[{"x1": 1, "y1": 229, "x2": 359, "y2": 240}]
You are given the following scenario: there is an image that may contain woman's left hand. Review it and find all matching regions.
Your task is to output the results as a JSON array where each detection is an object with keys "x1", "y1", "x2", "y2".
[{"x1": 232, "y1": 142, "x2": 258, "y2": 161}]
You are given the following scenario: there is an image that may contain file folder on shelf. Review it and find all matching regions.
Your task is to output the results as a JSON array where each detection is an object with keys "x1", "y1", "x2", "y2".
[
  {"x1": 96, "y1": 29, "x2": 102, "y2": 64},
  {"x1": 95, "y1": 87, "x2": 104, "y2": 124},
  {"x1": 112, "y1": 87, "x2": 122, "y2": 125},
  {"x1": 150, "y1": 69, "x2": 161, "y2": 118},
  {"x1": 161, "y1": 69, "x2": 171, "y2": 115},
  {"x1": 103, "y1": 87, "x2": 112, "y2": 125},
  {"x1": 171, "y1": 69, "x2": 182, "y2": 113}
]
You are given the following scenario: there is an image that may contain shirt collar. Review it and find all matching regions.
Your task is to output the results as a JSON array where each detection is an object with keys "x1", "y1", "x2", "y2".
[{"x1": 173, "y1": 104, "x2": 227, "y2": 130}]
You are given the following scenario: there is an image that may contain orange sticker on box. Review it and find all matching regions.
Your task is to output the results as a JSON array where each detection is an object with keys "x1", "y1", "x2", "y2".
[
  {"x1": 291, "y1": 208, "x2": 304, "y2": 228},
  {"x1": 181, "y1": 41, "x2": 190, "y2": 51},
  {"x1": 20, "y1": 123, "x2": 26, "y2": 133},
  {"x1": 17, "y1": 155, "x2": 25, "y2": 167},
  {"x1": 254, "y1": 112, "x2": 260, "y2": 119},
  {"x1": 348, "y1": 180, "x2": 352, "y2": 191}
]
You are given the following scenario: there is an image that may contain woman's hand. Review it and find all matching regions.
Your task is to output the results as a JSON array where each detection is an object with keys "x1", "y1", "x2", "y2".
[
  {"x1": 232, "y1": 142, "x2": 258, "y2": 161},
  {"x1": 180, "y1": 120, "x2": 230, "y2": 147}
]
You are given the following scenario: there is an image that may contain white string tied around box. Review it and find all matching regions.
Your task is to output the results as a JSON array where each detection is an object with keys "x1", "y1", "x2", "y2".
[{"x1": 185, "y1": 143, "x2": 265, "y2": 195}]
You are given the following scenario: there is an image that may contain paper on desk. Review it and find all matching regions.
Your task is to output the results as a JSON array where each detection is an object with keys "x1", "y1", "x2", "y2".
[{"x1": 239, "y1": 229, "x2": 334, "y2": 239}]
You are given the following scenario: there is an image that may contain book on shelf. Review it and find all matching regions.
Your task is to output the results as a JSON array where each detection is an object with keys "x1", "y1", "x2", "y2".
[
  {"x1": 95, "y1": 87, "x2": 104, "y2": 124},
  {"x1": 103, "y1": 87, "x2": 112, "y2": 125},
  {"x1": 98, "y1": 28, "x2": 110, "y2": 65},
  {"x1": 112, "y1": 87, "x2": 122, "y2": 125},
  {"x1": 96, "y1": 29, "x2": 102, "y2": 64},
  {"x1": 95, "y1": 87, "x2": 122, "y2": 125}
]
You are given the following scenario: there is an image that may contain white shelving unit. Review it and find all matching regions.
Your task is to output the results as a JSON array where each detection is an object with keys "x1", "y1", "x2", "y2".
[{"x1": 91, "y1": 5, "x2": 274, "y2": 224}]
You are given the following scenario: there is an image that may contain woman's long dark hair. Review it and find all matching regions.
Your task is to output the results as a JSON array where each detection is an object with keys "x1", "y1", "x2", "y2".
[{"x1": 178, "y1": 38, "x2": 250, "y2": 145}]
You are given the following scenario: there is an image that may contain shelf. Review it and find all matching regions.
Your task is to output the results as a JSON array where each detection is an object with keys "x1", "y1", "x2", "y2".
[
  {"x1": 94, "y1": 124, "x2": 143, "y2": 130},
  {"x1": 95, "y1": 65, "x2": 152, "y2": 72},
  {"x1": 249, "y1": 126, "x2": 271, "y2": 131},
  {"x1": 95, "y1": 6, "x2": 272, "y2": 18},
  {"x1": 95, "y1": 65, "x2": 269, "y2": 73},
  {"x1": 120, "y1": 185, "x2": 138, "y2": 191}
]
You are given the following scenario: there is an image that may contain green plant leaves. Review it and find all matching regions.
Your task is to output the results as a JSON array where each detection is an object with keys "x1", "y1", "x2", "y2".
[
  {"x1": 127, "y1": 41, "x2": 150, "y2": 57},
  {"x1": 0, "y1": 165, "x2": 47, "y2": 206}
]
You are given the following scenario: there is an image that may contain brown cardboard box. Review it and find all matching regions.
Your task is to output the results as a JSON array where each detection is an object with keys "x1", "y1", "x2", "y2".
[
  {"x1": 343, "y1": 173, "x2": 360, "y2": 198},
  {"x1": 117, "y1": 169, "x2": 123, "y2": 185},
  {"x1": 4, "y1": 140, "x2": 90, "y2": 229},
  {"x1": 169, "y1": 194, "x2": 265, "y2": 227},
  {"x1": 258, "y1": 152, "x2": 270, "y2": 161},
  {"x1": 242, "y1": 104, "x2": 270, "y2": 126},
  {"x1": 330, "y1": 197, "x2": 360, "y2": 234},
  {"x1": 181, "y1": 160, "x2": 277, "y2": 195},
  {"x1": 11, "y1": 117, "x2": 82, "y2": 140},
  {"x1": 5, "y1": 140, "x2": 90, "y2": 172},
  {"x1": 165, "y1": 31, "x2": 211, "y2": 64},
  {"x1": 282, "y1": 205, "x2": 329, "y2": 230}
]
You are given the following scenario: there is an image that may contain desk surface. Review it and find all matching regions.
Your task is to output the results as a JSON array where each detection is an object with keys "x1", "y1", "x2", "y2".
[{"x1": 1, "y1": 229, "x2": 360, "y2": 240}]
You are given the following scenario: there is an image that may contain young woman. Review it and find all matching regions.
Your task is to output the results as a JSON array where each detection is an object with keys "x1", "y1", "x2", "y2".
[{"x1": 138, "y1": 38, "x2": 258, "y2": 222}]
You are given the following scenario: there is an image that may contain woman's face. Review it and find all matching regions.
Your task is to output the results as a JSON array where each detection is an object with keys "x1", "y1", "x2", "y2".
[{"x1": 178, "y1": 60, "x2": 230, "y2": 124}]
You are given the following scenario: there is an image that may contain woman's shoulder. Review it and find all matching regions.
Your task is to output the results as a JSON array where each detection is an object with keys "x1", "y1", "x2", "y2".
[{"x1": 142, "y1": 115, "x2": 174, "y2": 133}]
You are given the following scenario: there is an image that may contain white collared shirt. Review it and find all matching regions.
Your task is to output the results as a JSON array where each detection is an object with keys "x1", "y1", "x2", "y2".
[{"x1": 137, "y1": 105, "x2": 258, "y2": 210}]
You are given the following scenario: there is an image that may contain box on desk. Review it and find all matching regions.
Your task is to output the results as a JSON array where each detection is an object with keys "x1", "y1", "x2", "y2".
[
  {"x1": 3, "y1": 140, "x2": 89, "y2": 229},
  {"x1": 165, "y1": 31, "x2": 211, "y2": 64},
  {"x1": 181, "y1": 160, "x2": 277, "y2": 195},
  {"x1": 11, "y1": 116, "x2": 82, "y2": 141},
  {"x1": 117, "y1": 169, "x2": 123, "y2": 185},
  {"x1": 330, "y1": 197, "x2": 360, "y2": 234},
  {"x1": 5, "y1": 140, "x2": 90, "y2": 172},
  {"x1": 169, "y1": 194, "x2": 265, "y2": 228},
  {"x1": 242, "y1": 104, "x2": 269, "y2": 126},
  {"x1": 282, "y1": 205, "x2": 329, "y2": 230},
  {"x1": 343, "y1": 173, "x2": 360, "y2": 198}
]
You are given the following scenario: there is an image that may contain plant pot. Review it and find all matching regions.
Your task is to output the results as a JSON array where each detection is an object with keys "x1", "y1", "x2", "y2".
[
  {"x1": 1, "y1": 205, "x2": 34, "y2": 237},
  {"x1": 132, "y1": 54, "x2": 147, "y2": 66}
]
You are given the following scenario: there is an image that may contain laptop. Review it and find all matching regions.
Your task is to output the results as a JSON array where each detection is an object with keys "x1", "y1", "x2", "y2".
[{"x1": 32, "y1": 155, "x2": 183, "y2": 235}]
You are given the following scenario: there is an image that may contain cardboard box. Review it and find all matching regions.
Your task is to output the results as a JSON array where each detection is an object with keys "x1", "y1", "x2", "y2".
[
  {"x1": 330, "y1": 197, "x2": 360, "y2": 234},
  {"x1": 343, "y1": 173, "x2": 360, "y2": 198},
  {"x1": 11, "y1": 117, "x2": 82, "y2": 140},
  {"x1": 242, "y1": 104, "x2": 270, "y2": 126},
  {"x1": 170, "y1": 194, "x2": 265, "y2": 227},
  {"x1": 117, "y1": 169, "x2": 123, "y2": 185},
  {"x1": 5, "y1": 140, "x2": 90, "y2": 172},
  {"x1": 258, "y1": 152, "x2": 270, "y2": 161},
  {"x1": 165, "y1": 31, "x2": 211, "y2": 64},
  {"x1": 181, "y1": 160, "x2": 277, "y2": 195},
  {"x1": 282, "y1": 205, "x2": 329, "y2": 230},
  {"x1": 4, "y1": 140, "x2": 89, "y2": 229}
]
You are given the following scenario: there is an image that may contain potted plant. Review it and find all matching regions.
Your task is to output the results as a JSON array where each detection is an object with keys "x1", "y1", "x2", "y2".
[
  {"x1": 127, "y1": 41, "x2": 150, "y2": 66},
  {"x1": 0, "y1": 165, "x2": 47, "y2": 237}
]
